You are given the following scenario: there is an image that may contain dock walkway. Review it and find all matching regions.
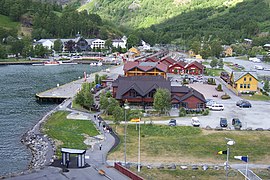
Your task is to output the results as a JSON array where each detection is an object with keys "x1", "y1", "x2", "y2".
[{"x1": 36, "y1": 65, "x2": 124, "y2": 102}]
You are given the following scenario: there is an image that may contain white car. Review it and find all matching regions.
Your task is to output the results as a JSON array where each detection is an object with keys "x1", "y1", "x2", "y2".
[
  {"x1": 191, "y1": 117, "x2": 200, "y2": 127},
  {"x1": 209, "y1": 104, "x2": 224, "y2": 111}
]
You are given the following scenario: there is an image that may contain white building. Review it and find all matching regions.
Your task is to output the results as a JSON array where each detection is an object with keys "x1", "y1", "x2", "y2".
[
  {"x1": 112, "y1": 36, "x2": 127, "y2": 49},
  {"x1": 34, "y1": 39, "x2": 55, "y2": 49}
]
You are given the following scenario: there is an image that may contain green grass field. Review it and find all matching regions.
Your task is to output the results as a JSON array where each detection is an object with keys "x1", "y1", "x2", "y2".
[
  {"x1": 129, "y1": 167, "x2": 270, "y2": 180},
  {"x1": 243, "y1": 94, "x2": 270, "y2": 101},
  {"x1": 0, "y1": 14, "x2": 19, "y2": 29},
  {"x1": 42, "y1": 111, "x2": 99, "y2": 156},
  {"x1": 109, "y1": 124, "x2": 270, "y2": 164}
]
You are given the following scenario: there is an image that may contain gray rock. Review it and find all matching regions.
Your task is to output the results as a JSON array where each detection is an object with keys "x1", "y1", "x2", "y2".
[
  {"x1": 255, "y1": 128, "x2": 264, "y2": 131},
  {"x1": 192, "y1": 165, "x2": 198, "y2": 170},
  {"x1": 167, "y1": 164, "x2": 176, "y2": 169},
  {"x1": 180, "y1": 165, "x2": 188, "y2": 170},
  {"x1": 202, "y1": 165, "x2": 208, "y2": 170},
  {"x1": 157, "y1": 164, "x2": 164, "y2": 169},
  {"x1": 205, "y1": 125, "x2": 212, "y2": 130},
  {"x1": 246, "y1": 127, "x2": 252, "y2": 131}
]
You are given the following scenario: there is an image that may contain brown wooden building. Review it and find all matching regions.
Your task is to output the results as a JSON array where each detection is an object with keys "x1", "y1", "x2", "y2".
[{"x1": 112, "y1": 76, "x2": 206, "y2": 109}]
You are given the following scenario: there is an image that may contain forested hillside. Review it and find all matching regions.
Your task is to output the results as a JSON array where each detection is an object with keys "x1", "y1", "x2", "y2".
[{"x1": 80, "y1": 0, "x2": 270, "y2": 45}]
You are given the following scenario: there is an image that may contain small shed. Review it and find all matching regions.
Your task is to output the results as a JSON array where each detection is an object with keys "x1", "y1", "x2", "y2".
[{"x1": 61, "y1": 148, "x2": 86, "y2": 168}]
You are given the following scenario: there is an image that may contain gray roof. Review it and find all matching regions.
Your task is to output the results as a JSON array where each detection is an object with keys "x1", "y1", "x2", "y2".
[
  {"x1": 232, "y1": 71, "x2": 258, "y2": 82},
  {"x1": 112, "y1": 76, "x2": 171, "y2": 99},
  {"x1": 139, "y1": 62, "x2": 157, "y2": 66}
]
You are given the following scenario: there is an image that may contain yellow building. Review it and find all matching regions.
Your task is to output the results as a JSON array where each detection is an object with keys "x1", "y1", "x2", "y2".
[
  {"x1": 229, "y1": 71, "x2": 258, "y2": 94},
  {"x1": 188, "y1": 50, "x2": 195, "y2": 57},
  {"x1": 128, "y1": 47, "x2": 140, "y2": 59}
]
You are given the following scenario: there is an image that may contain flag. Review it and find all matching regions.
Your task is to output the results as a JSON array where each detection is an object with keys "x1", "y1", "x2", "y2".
[
  {"x1": 234, "y1": 156, "x2": 248, "y2": 163},
  {"x1": 218, "y1": 150, "x2": 227, "y2": 155}
]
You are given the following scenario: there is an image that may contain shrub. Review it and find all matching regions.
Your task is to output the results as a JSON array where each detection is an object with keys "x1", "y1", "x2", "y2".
[
  {"x1": 179, "y1": 107, "x2": 186, "y2": 117},
  {"x1": 216, "y1": 84, "x2": 223, "y2": 91},
  {"x1": 221, "y1": 93, "x2": 231, "y2": 99},
  {"x1": 207, "y1": 78, "x2": 216, "y2": 85},
  {"x1": 202, "y1": 109, "x2": 209, "y2": 116}
]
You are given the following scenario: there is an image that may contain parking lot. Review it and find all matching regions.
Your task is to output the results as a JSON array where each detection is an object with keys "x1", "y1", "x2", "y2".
[{"x1": 184, "y1": 79, "x2": 270, "y2": 130}]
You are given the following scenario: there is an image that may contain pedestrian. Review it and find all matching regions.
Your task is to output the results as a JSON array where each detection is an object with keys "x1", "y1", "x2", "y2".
[
  {"x1": 99, "y1": 143, "x2": 102, "y2": 150},
  {"x1": 98, "y1": 120, "x2": 101, "y2": 127},
  {"x1": 94, "y1": 115, "x2": 96, "y2": 120},
  {"x1": 91, "y1": 144, "x2": 94, "y2": 152}
]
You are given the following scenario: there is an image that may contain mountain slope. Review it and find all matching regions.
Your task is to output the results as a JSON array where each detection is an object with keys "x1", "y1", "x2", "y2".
[
  {"x1": 80, "y1": 0, "x2": 270, "y2": 45},
  {"x1": 79, "y1": 0, "x2": 244, "y2": 29}
]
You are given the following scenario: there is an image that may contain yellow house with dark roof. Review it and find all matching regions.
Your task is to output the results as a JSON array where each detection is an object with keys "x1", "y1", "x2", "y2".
[
  {"x1": 128, "y1": 47, "x2": 140, "y2": 59},
  {"x1": 229, "y1": 71, "x2": 258, "y2": 94}
]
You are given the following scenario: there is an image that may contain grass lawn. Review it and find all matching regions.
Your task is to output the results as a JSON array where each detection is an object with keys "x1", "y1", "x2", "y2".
[
  {"x1": 242, "y1": 94, "x2": 270, "y2": 101},
  {"x1": 0, "y1": 14, "x2": 19, "y2": 29},
  {"x1": 129, "y1": 167, "x2": 270, "y2": 180},
  {"x1": 205, "y1": 68, "x2": 224, "y2": 76},
  {"x1": 42, "y1": 111, "x2": 99, "y2": 156},
  {"x1": 108, "y1": 124, "x2": 270, "y2": 164}
]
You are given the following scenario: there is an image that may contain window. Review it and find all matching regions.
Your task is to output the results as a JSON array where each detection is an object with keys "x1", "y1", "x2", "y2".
[
  {"x1": 244, "y1": 77, "x2": 246, "y2": 81},
  {"x1": 129, "y1": 89, "x2": 137, "y2": 97},
  {"x1": 244, "y1": 84, "x2": 246, "y2": 88},
  {"x1": 240, "y1": 84, "x2": 243, "y2": 88},
  {"x1": 249, "y1": 77, "x2": 252, "y2": 81},
  {"x1": 247, "y1": 84, "x2": 250, "y2": 88}
]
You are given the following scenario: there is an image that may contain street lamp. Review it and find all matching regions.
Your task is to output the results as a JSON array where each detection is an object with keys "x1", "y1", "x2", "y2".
[
  {"x1": 138, "y1": 121, "x2": 141, "y2": 172},
  {"x1": 225, "y1": 138, "x2": 235, "y2": 180},
  {"x1": 124, "y1": 103, "x2": 129, "y2": 166}
]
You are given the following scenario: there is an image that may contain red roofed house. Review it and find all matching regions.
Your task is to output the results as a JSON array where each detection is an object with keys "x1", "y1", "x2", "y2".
[
  {"x1": 123, "y1": 61, "x2": 168, "y2": 78},
  {"x1": 168, "y1": 61, "x2": 187, "y2": 74},
  {"x1": 184, "y1": 61, "x2": 205, "y2": 75},
  {"x1": 160, "y1": 57, "x2": 176, "y2": 66}
]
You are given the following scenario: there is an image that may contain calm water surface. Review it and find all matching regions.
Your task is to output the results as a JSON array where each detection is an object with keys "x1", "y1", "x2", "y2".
[{"x1": 0, "y1": 64, "x2": 107, "y2": 176}]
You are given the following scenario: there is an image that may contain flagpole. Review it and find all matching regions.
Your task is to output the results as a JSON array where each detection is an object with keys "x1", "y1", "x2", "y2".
[{"x1": 245, "y1": 155, "x2": 248, "y2": 180}]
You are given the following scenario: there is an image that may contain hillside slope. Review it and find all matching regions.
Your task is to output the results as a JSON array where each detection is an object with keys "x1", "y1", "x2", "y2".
[{"x1": 80, "y1": 0, "x2": 270, "y2": 44}]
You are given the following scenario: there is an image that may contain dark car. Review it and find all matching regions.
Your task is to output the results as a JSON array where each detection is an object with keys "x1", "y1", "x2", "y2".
[
  {"x1": 236, "y1": 99, "x2": 248, "y2": 106},
  {"x1": 239, "y1": 101, "x2": 252, "y2": 108},
  {"x1": 220, "y1": 118, "x2": 228, "y2": 127},
  {"x1": 232, "y1": 118, "x2": 242, "y2": 130},
  {"x1": 168, "y1": 119, "x2": 177, "y2": 126}
]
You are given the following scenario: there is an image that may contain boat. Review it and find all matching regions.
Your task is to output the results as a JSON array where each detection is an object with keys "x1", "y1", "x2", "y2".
[
  {"x1": 43, "y1": 61, "x2": 60, "y2": 66},
  {"x1": 59, "y1": 61, "x2": 78, "y2": 65},
  {"x1": 90, "y1": 62, "x2": 103, "y2": 66}
]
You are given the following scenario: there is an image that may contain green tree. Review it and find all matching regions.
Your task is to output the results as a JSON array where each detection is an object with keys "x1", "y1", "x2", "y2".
[
  {"x1": 217, "y1": 59, "x2": 224, "y2": 69},
  {"x1": 105, "y1": 39, "x2": 112, "y2": 50},
  {"x1": 153, "y1": 88, "x2": 171, "y2": 115},
  {"x1": 0, "y1": 45, "x2": 7, "y2": 59},
  {"x1": 53, "y1": 39, "x2": 62, "y2": 52},
  {"x1": 127, "y1": 34, "x2": 140, "y2": 49},
  {"x1": 263, "y1": 80, "x2": 269, "y2": 92},
  {"x1": 112, "y1": 106, "x2": 124, "y2": 133},
  {"x1": 210, "y1": 58, "x2": 218, "y2": 68},
  {"x1": 210, "y1": 40, "x2": 223, "y2": 58}
]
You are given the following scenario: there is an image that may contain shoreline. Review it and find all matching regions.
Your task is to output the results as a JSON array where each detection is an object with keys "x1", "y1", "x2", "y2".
[
  {"x1": 0, "y1": 100, "x2": 68, "y2": 179},
  {"x1": 0, "y1": 65, "x2": 123, "y2": 179}
]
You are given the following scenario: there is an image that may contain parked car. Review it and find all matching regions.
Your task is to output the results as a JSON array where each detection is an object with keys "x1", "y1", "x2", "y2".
[
  {"x1": 191, "y1": 117, "x2": 200, "y2": 127},
  {"x1": 236, "y1": 99, "x2": 248, "y2": 106},
  {"x1": 168, "y1": 119, "x2": 177, "y2": 126},
  {"x1": 239, "y1": 101, "x2": 252, "y2": 108},
  {"x1": 209, "y1": 104, "x2": 224, "y2": 111},
  {"x1": 232, "y1": 118, "x2": 242, "y2": 130},
  {"x1": 220, "y1": 118, "x2": 228, "y2": 127},
  {"x1": 206, "y1": 99, "x2": 216, "y2": 108}
]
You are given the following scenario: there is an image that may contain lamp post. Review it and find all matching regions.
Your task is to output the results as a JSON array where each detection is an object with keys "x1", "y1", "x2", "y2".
[
  {"x1": 225, "y1": 138, "x2": 235, "y2": 180},
  {"x1": 138, "y1": 122, "x2": 141, "y2": 172},
  {"x1": 124, "y1": 104, "x2": 129, "y2": 166}
]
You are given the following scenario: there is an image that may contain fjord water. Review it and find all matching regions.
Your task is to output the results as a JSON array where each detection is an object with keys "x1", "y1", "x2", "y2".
[{"x1": 0, "y1": 64, "x2": 106, "y2": 176}]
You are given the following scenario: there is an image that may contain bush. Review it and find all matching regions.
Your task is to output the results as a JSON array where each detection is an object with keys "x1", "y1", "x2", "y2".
[
  {"x1": 179, "y1": 107, "x2": 186, "y2": 117},
  {"x1": 207, "y1": 78, "x2": 216, "y2": 85},
  {"x1": 216, "y1": 84, "x2": 223, "y2": 91},
  {"x1": 202, "y1": 109, "x2": 209, "y2": 116},
  {"x1": 221, "y1": 93, "x2": 231, "y2": 99}
]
